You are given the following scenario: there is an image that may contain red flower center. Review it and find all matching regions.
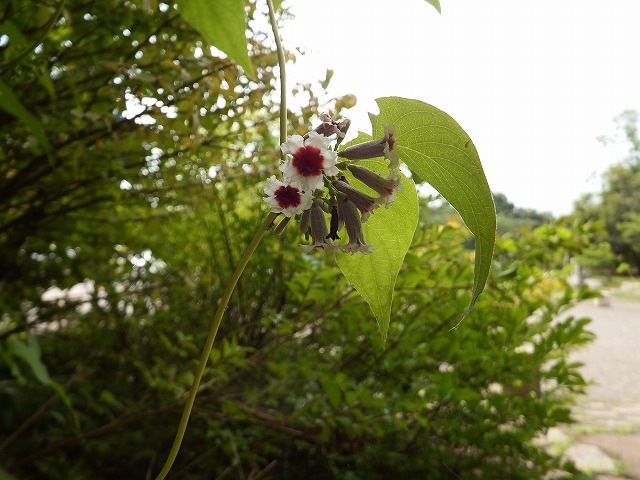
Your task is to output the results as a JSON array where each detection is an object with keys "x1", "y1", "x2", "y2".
[
  {"x1": 387, "y1": 136, "x2": 395, "y2": 151},
  {"x1": 292, "y1": 145, "x2": 324, "y2": 177},
  {"x1": 274, "y1": 184, "x2": 302, "y2": 208}
]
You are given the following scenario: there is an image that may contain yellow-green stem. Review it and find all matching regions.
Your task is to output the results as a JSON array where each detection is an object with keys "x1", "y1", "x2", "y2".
[
  {"x1": 267, "y1": 0, "x2": 287, "y2": 159},
  {"x1": 155, "y1": 1, "x2": 287, "y2": 476},
  {"x1": 155, "y1": 212, "x2": 278, "y2": 480}
]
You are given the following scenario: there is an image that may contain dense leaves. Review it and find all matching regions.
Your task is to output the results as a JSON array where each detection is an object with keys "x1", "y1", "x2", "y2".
[
  {"x1": 1, "y1": 188, "x2": 595, "y2": 478},
  {"x1": 1, "y1": 1, "x2": 593, "y2": 479}
]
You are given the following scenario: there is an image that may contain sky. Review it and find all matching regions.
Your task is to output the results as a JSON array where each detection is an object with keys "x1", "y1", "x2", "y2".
[{"x1": 281, "y1": 0, "x2": 640, "y2": 216}]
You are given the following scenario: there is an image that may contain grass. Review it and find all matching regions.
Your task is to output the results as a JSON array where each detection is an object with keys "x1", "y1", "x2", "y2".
[
  {"x1": 591, "y1": 275, "x2": 640, "y2": 289},
  {"x1": 573, "y1": 423, "x2": 640, "y2": 435},
  {"x1": 610, "y1": 290, "x2": 640, "y2": 302}
]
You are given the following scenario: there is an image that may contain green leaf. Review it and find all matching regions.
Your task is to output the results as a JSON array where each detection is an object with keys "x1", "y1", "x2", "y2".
[
  {"x1": 8, "y1": 334, "x2": 53, "y2": 385},
  {"x1": 176, "y1": 0, "x2": 254, "y2": 79},
  {"x1": 336, "y1": 143, "x2": 419, "y2": 341},
  {"x1": 0, "y1": 78, "x2": 50, "y2": 151},
  {"x1": 424, "y1": 0, "x2": 441, "y2": 13},
  {"x1": 319, "y1": 373, "x2": 342, "y2": 410},
  {"x1": 273, "y1": 0, "x2": 283, "y2": 10},
  {"x1": 371, "y1": 97, "x2": 496, "y2": 319}
]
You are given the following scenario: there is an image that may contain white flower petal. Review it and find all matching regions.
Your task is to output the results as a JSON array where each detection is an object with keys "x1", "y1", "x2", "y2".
[
  {"x1": 281, "y1": 135, "x2": 304, "y2": 155},
  {"x1": 300, "y1": 175, "x2": 325, "y2": 193},
  {"x1": 305, "y1": 131, "x2": 333, "y2": 150},
  {"x1": 263, "y1": 175, "x2": 280, "y2": 196},
  {"x1": 321, "y1": 150, "x2": 339, "y2": 177}
]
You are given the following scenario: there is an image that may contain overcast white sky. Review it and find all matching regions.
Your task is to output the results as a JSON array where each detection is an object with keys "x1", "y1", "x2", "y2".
[{"x1": 281, "y1": 0, "x2": 640, "y2": 216}]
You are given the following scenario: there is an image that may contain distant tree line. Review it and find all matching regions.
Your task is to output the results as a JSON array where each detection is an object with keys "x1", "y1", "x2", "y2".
[
  {"x1": 425, "y1": 192, "x2": 553, "y2": 236},
  {"x1": 573, "y1": 110, "x2": 640, "y2": 275}
]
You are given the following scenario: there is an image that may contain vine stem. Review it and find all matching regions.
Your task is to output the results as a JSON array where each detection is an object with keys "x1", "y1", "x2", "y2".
[
  {"x1": 156, "y1": 1, "x2": 287, "y2": 476},
  {"x1": 267, "y1": 0, "x2": 287, "y2": 157},
  {"x1": 155, "y1": 212, "x2": 279, "y2": 480}
]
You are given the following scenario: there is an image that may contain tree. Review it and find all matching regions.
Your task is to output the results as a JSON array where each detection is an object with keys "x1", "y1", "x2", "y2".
[
  {"x1": 0, "y1": 0, "x2": 298, "y2": 328},
  {"x1": 574, "y1": 110, "x2": 640, "y2": 273},
  {"x1": 426, "y1": 192, "x2": 552, "y2": 236}
]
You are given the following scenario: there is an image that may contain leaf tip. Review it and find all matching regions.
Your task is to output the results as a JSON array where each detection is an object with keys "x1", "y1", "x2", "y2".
[
  {"x1": 425, "y1": 0, "x2": 442, "y2": 14},
  {"x1": 449, "y1": 291, "x2": 483, "y2": 331}
]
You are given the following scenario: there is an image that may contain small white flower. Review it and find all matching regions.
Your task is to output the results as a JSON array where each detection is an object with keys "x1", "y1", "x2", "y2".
[
  {"x1": 280, "y1": 132, "x2": 339, "y2": 192},
  {"x1": 263, "y1": 175, "x2": 313, "y2": 217}
]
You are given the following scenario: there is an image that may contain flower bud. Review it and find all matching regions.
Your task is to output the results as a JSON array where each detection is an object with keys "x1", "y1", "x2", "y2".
[
  {"x1": 305, "y1": 113, "x2": 351, "y2": 140},
  {"x1": 274, "y1": 216, "x2": 291, "y2": 235},
  {"x1": 338, "y1": 198, "x2": 373, "y2": 254},
  {"x1": 301, "y1": 201, "x2": 337, "y2": 252},
  {"x1": 338, "y1": 124, "x2": 397, "y2": 168},
  {"x1": 300, "y1": 206, "x2": 311, "y2": 235},
  {"x1": 327, "y1": 204, "x2": 341, "y2": 241},
  {"x1": 333, "y1": 179, "x2": 376, "y2": 221},
  {"x1": 347, "y1": 165, "x2": 402, "y2": 207}
]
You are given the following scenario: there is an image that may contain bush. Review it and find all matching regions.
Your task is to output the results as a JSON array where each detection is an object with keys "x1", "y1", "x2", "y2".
[{"x1": 1, "y1": 204, "x2": 595, "y2": 479}]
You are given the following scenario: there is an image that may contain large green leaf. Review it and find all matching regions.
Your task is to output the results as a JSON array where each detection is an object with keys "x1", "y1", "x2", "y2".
[
  {"x1": 0, "y1": 78, "x2": 50, "y2": 152},
  {"x1": 336, "y1": 142, "x2": 419, "y2": 341},
  {"x1": 176, "y1": 0, "x2": 254, "y2": 79},
  {"x1": 371, "y1": 97, "x2": 496, "y2": 319}
]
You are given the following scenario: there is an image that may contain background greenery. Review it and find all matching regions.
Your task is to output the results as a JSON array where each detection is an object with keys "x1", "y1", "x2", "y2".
[{"x1": 0, "y1": 1, "x2": 617, "y2": 479}]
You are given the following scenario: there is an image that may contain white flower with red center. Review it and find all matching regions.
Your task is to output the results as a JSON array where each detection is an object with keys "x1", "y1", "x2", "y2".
[
  {"x1": 280, "y1": 132, "x2": 339, "y2": 192},
  {"x1": 263, "y1": 176, "x2": 313, "y2": 217}
]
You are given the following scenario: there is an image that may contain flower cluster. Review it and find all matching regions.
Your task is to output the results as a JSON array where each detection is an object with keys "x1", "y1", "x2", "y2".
[{"x1": 264, "y1": 115, "x2": 401, "y2": 254}]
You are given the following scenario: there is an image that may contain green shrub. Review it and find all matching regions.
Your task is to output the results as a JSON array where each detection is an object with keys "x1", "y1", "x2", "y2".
[{"x1": 1, "y1": 206, "x2": 595, "y2": 479}]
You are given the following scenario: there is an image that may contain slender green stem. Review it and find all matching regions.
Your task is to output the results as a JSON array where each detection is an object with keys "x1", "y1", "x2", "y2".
[
  {"x1": 266, "y1": 0, "x2": 287, "y2": 159},
  {"x1": 155, "y1": 212, "x2": 278, "y2": 480},
  {"x1": 156, "y1": 2, "x2": 288, "y2": 477}
]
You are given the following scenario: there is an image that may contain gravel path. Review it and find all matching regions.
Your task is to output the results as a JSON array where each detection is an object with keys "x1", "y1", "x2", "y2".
[
  {"x1": 568, "y1": 297, "x2": 640, "y2": 406},
  {"x1": 560, "y1": 296, "x2": 640, "y2": 479}
]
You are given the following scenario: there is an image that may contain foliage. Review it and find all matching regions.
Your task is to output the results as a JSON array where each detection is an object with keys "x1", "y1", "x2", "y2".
[
  {"x1": 175, "y1": 0, "x2": 255, "y2": 79},
  {"x1": 336, "y1": 97, "x2": 496, "y2": 339},
  {"x1": 0, "y1": 1, "x2": 591, "y2": 479},
  {"x1": 1, "y1": 183, "x2": 595, "y2": 478},
  {"x1": 427, "y1": 192, "x2": 553, "y2": 237},
  {"x1": 573, "y1": 110, "x2": 640, "y2": 274},
  {"x1": 0, "y1": 0, "x2": 287, "y2": 314}
]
